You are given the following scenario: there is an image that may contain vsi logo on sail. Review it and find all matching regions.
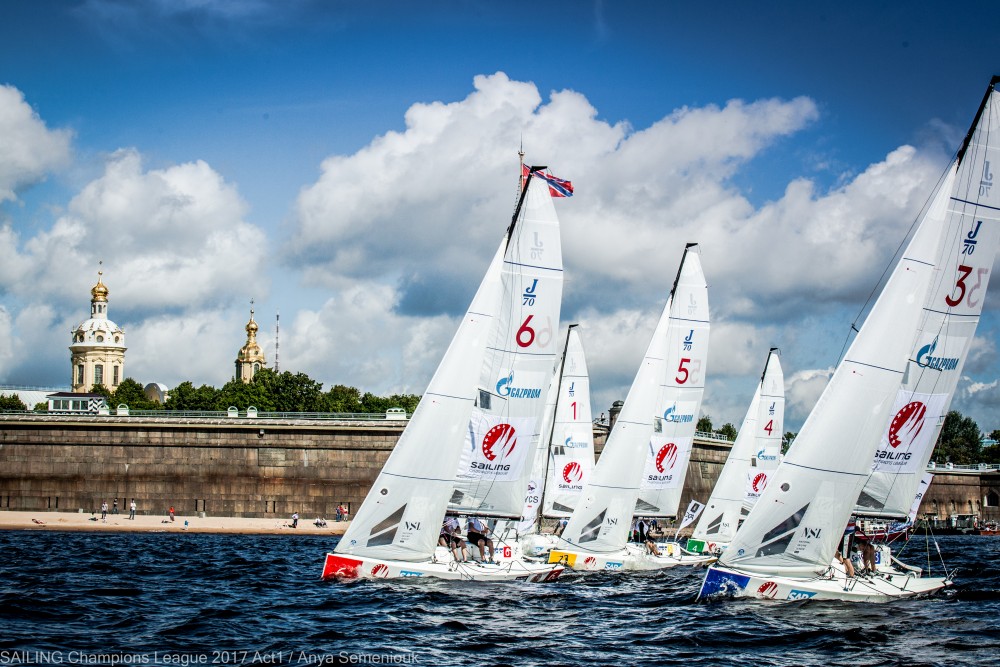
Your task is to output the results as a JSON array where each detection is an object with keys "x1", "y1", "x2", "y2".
[{"x1": 496, "y1": 371, "x2": 542, "y2": 399}]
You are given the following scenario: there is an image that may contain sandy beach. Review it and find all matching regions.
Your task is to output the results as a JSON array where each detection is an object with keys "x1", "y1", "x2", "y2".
[{"x1": 0, "y1": 510, "x2": 348, "y2": 535}]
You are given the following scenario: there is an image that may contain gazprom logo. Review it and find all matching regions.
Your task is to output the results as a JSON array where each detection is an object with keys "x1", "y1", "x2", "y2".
[
  {"x1": 756, "y1": 448, "x2": 778, "y2": 462},
  {"x1": 496, "y1": 371, "x2": 542, "y2": 399},
  {"x1": 916, "y1": 336, "x2": 959, "y2": 371},
  {"x1": 663, "y1": 403, "x2": 693, "y2": 423}
]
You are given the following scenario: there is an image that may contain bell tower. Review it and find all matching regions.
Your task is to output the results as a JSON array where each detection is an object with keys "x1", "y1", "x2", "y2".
[
  {"x1": 70, "y1": 265, "x2": 127, "y2": 392},
  {"x1": 235, "y1": 302, "x2": 266, "y2": 383}
]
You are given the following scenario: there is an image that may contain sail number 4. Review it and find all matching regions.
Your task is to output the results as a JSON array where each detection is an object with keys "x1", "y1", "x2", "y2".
[{"x1": 946, "y1": 264, "x2": 990, "y2": 308}]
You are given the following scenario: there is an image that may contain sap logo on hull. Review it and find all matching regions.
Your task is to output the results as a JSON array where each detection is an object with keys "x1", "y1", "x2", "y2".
[
  {"x1": 787, "y1": 589, "x2": 816, "y2": 600},
  {"x1": 400, "y1": 571, "x2": 424, "y2": 577},
  {"x1": 604, "y1": 562, "x2": 623, "y2": 570}
]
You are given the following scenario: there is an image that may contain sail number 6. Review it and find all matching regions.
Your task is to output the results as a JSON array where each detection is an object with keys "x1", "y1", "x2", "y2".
[{"x1": 516, "y1": 315, "x2": 553, "y2": 348}]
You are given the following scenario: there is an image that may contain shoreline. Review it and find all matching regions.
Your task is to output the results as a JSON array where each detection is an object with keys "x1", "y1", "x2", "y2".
[{"x1": 0, "y1": 510, "x2": 348, "y2": 535}]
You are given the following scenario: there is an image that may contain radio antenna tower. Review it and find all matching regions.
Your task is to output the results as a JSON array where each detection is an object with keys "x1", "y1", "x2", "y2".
[{"x1": 274, "y1": 311, "x2": 280, "y2": 373}]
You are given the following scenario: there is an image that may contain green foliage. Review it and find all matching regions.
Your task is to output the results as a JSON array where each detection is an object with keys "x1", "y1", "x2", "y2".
[
  {"x1": 112, "y1": 378, "x2": 162, "y2": 411},
  {"x1": 251, "y1": 369, "x2": 324, "y2": 412},
  {"x1": 716, "y1": 422, "x2": 738, "y2": 441},
  {"x1": 696, "y1": 414, "x2": 713, "y2": 433},
  {"x1": 164, "y1": 381, "x2": 221, "y2": 411},
  {"x1": 782, "y1": 431, "x2": 797, "y2": 455},
  {"x1": 324, "y1": 384, "x2": 363, "y2": 412},
  {"x1": 0, "y1": 394, "x2": 28, "y2": 411},
  {"x1": 932, "y1": 410, "x2": 982, "y2": 465}
]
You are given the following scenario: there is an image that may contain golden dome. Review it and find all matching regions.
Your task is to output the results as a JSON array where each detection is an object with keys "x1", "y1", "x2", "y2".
[{"x1": 91, "y1": 271, "x2": 109, "y2": 302}]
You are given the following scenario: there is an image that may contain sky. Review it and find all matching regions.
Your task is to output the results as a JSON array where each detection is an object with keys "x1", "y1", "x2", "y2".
[{"x1": 1, "y1": 0, "x2": 999, "y2": 433}]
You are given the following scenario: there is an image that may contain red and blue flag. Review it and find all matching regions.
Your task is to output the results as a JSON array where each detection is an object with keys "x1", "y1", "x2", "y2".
[{"x1": 522, "y1": 164, "x2": 574, "y2": 197}]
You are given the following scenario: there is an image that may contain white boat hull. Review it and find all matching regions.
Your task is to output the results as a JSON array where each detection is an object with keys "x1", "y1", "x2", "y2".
[
  {"x1": 322, "y1": 548, "x2": 564, "y2": 582},
  {"x1": 548, "y1": 541, "x2": 716, "y2": 572},
  {"x1": 698, "y1": 560, "x2": 951, "y2": 602}
]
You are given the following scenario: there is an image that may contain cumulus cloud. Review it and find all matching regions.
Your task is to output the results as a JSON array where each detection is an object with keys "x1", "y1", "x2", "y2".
[
  {"x1": 0, "y1": 85, "x2": 72, "y2": 203},
  {"x1": 7, "y1": 148, "x2": 267, "y2": 314}
]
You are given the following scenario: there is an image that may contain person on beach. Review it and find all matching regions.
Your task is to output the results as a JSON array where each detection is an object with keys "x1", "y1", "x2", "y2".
[
  {"x1": 335, "y1": 505, "x2": 343, "y2": 522},
  {"x1": 291, "y1": 512, "x2": 299, "y2": 528},
  {"x1": 466, "y1": 517, "x2": 495, "y2": 563},
  {"x1": 129, "y1": 499, "x2": 136, "y2": 520},
  {"x1": 169, "y1": 506, "x2": 175, "y2": 522},
  {"x1": 113, "y1": 498, "x2": 118, "y2": 514},
  {"x1": 101, "y1": 500, "x2": 108, "y2": 521}
]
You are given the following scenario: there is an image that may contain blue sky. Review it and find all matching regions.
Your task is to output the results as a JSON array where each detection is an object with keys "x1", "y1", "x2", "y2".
[{"x1": 1, "y1": 0, "x2": 999, "y2": 432}]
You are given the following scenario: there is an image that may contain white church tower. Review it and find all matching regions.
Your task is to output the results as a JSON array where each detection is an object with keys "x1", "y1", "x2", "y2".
[{"x1": 70, "y1": 267, "x2": 126, "y2": 392}]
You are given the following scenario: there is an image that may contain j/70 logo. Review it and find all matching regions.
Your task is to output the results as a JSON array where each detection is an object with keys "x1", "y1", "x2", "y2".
[
  {"x1": 655, "y1": 443, "x2": 679, "y2": 472},
  {"x1": 889, "y1": 401, "x2": 926, "y2": 449},
  {"x1": 563, "y1": 461, "x2": 584, "y2": 484},
  {"x1": 482, "y1": 423, "x2": 518, "y2": 461}
]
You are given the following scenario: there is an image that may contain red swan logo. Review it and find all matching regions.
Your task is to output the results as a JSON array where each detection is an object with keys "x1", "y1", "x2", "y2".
[
  {"x1": 757, "y1": 581, "x2": 778, "y2": 599},
  {"x1": 888, "y1": 401, "x2": 926, "y2": 449},
  {"x1": 655, "y1": 443, "x2": 678, "y2": 473},
  {"x1": 370, "y1": 563, "x2": 390, "y2": 578},
  {"x1": 563, "y1": 461, "x2": 583, "y2": 483},
  {"x1": 482, "y1": 423, "x2": 518, "y2": 461},
  {"x1": 751, "y1": 472, "x2": 768, "y2": 494}
]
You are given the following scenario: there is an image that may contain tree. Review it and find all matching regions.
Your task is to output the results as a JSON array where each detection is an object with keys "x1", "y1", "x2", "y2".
[
  {"x1": 165, "y1": 382, "x2": 221, "y2": 411},
  {"x1": 0, "y1": 394, "x2": 27, "y2": 411},
  {"x1": 252, "y1": 369, "x2": 324, "y2": 412},
  {"x1": 112, "y1": 378, "x2": 161, "y2": 411},
  {"x1": 697, "y1": 414, "x2": 713, "y2": 433},
  {"x1": 932, "y1": 410, "x2": 981, "y2": 465},
  {"x1": 716, "y1": 422, "x2": 738, "y2": 441},
  {"x1": 216, "y1": 378, "x2": 272, "y2": 411},
  {"x1": 782, "y1": 431, "x2": 797, "y2": 455},
  {"x1": 324, "y1": 384, "x2": 363, "y2": 413}
]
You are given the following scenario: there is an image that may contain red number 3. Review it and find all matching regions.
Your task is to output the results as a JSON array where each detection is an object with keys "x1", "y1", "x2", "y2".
[{"x1": 945, "y1": 265, "x2": 973, "y2": 307}]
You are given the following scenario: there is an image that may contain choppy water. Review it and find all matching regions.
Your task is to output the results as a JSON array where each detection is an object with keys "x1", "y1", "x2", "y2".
[{"x1": 0, "y1": 531, "x2": 997, "y2": 666}]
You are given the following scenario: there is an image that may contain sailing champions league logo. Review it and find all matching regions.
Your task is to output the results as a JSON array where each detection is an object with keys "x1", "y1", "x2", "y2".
[
  {"x1": 370, "y1": 564, "x2": 390, "y2": 578},
  {"x1": 482, "y1": 423, "x2": 518, "y2": 461},
  {"x1": 757, "y1": 581, "x2": 778, "y2": 599},
  {"x1": 751, "y1": 472, "x2": 768, "y2": 494},
  {"x1": 879, "y1": 401, "x2": 925, "y2": 464},
  {"x1": 496, "y1": 371, "x2": 542, "y2": 399},
  {"x1": 562, "y1": 462, "x2": 584, "y2": 484},
  {"x1": 655, "y1": 443, "x2": 679, "y2": 473}
]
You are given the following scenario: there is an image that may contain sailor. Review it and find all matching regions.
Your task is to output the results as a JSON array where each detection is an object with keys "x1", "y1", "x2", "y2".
[
  {"x1": 439, "y1": 517, "x2": 468, "y2": 562},
  {"x1": 467, "y1": 517, "x2": 495, "y2": 563}
]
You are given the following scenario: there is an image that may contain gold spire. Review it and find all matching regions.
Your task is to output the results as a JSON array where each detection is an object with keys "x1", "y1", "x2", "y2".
[{"x1": 91, "y1": 262, "x2": 109, "y2": 302}]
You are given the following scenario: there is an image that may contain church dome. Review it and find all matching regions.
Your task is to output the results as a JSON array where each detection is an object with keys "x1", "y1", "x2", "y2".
[{"x1": 91, "y1": 275, "x2": 109, "y2": 302}]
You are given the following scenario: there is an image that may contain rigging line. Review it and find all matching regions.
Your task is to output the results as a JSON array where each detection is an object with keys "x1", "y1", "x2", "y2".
[{"x1": 834, "y1": 162, "x2": 953, "y2": 366}]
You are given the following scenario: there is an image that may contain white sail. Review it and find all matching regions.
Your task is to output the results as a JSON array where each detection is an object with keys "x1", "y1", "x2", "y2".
[
  {"x1": 636, "y1": 248, "x2": 711, "y2": 518},
  {"x1": 692, "y1": 349, "x2": 783, "y2": 545},
  {"x1": 858, "y1": 88, "x2": 1000, "y2": 517},
  {"x1": 517, "y1": 357, "x2": 560, "y2": 534},
  {"x1": 560, "y1": 244, "x2": 707, "y2": 553},
  {"x1": 720, "y1": 80, "x2": 1000, "y2": 576},
  {"x1": 450, "y1": 175, "x2": 564, "y2": 517},
  {"x1": 335, "y1": 240, "x2": 505, "y2": 562},
  {"x1": 542, "y1": 326, "x2": 595, "y2": 518}
]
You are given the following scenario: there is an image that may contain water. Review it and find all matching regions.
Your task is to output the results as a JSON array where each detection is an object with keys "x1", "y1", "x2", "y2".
[{"x1": 1, "y1": 532, "x2": 997, "y2": 666}]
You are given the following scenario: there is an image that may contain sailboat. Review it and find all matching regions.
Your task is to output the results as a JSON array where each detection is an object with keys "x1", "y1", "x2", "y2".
[
  {"x1": 322, "y1": 166, "x2": 567, "y2": 582},
  {"x1": 518, "y1": 325, "x2": 596, "y2": 557},
  {"x1": 548, "y1": 244, "x2": 715, "y2": 571},
  {"x1": 688, "y1": 348, "x2": 784, "y2": 555},
  {"x1": 698, "y1": 76, "x2": 1000, "y2": 602}
]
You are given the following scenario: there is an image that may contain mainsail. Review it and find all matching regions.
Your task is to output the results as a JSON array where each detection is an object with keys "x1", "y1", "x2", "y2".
[
  {"x1": 450, "y1": 173, "x2": 565, "y2": 518},
  {"x1": 857, "y1": 83, "x2": 1000, "y2": 517},
  {"x1": 722, "y1": 77, "x2": 1000, "y2": 577},
  {"x1": 692, "y1": 349, "x2": 783, "y2": 545},
  {"x1": 560, "y1": 244, "x2": 708, "y2": 552},
  {"x1": 337, "y1": 170, "x2": 563, "y2": 561},
  {"x1": 518, "y1": 325, "x2": 595, "y2": 533},
  {"x1": 635, "y1": 245, "x2": 711, "y2": 518}
]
